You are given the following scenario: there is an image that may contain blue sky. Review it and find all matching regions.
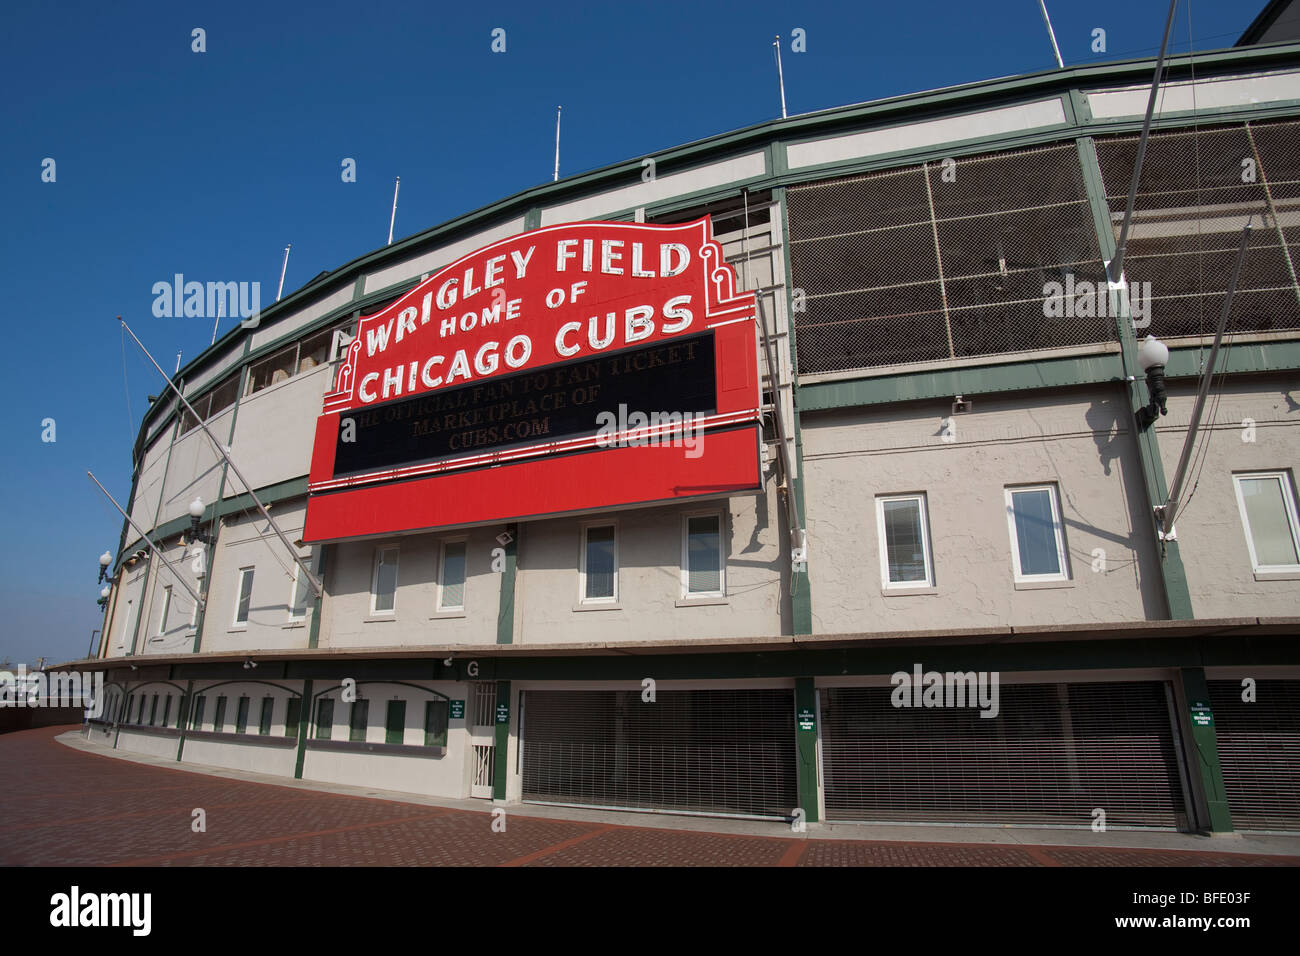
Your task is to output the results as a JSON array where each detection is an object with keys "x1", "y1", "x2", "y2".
[{"x1": 0, "y1": 0, "x2": 1259, "y2": 664}]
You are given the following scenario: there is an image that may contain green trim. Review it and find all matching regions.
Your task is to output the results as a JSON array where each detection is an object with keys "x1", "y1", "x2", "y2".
[
  {"x1": 1178, "y1": 667, "x2": 1233, "y2": 833},
  {"x1": 176, "y1": 678, "x2": 194, "y2": 761},
  {"x1": 122, "y1": 476, "x2": 310, "y2": 558},
  {"x1": 308, "y1": 680, "x2": 450, "y2": 703},
  {"x1": 524, "y1": 208, "x2": 541, "y2": 231},
  {"x1": 496, "y1": 524, "x2": 517, "y2": 645},
  {"x1": 492, "y1": 680, "x2": 511, "y2": 801},
  {"x1": 1165, "y1": 340, "x2": 1300, "y2": 377},
  {"x1": 293, "y1": 678, "x2": 313, "y2": 778},
  {"x1": 351, "y1": 274, "x2": 366, "y2": 301},
  {"x1": 1077, "y1": 136, "x2": 1194, "y2": 620},
  {"x1": 779, "y1": 186, "x2": 813, "y2": 636},
  {"x1": 794, "y1": 677, "x2": 819, "y2": 824},
  {"x1": 798, "y1": 353, "x2": 1126, "y2": 412}
]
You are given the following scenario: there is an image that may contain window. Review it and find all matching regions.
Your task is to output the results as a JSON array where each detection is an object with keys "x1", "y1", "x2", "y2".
[
  {"x1": 297, "y1": 328, "x2": 333, "y2": 373},
  {"x1": 1233, "y1": 472, "x2": 1300, "y2": 574},
  {"x1": 285, "y1": 697, "x2": 301, "y2": 738},
  {"x1": 213, "y1": 696, "x2": 228, "y2": 733},
  {"x1": 424, "y1": 699, "x2": 449, "y2": 748},
  {"x1": 156, "y1": 586, "x2": 172, "y2": 635},
  {"x1": 234, "y1": 567, "x2": 255, "y2": 625},
  {"x1": 349, "y1": 699, "x2": 368, "y2": 742},
  {"x1": 149, "y1": 694, "x2": 159, "y2": 726},
  {"x1": 580, "y1": 523, "x2": 617, "y2": 603},
  {"x1": 124, "y1": 695, "x2": 133, "y2": 723},
  {"x1": 246, "y1": 344, "x2": 297, "y2": 395},
  {"x1": 371, "y1": 546, "x2": 399, "y2": 614},
  {"x1": 235, "y1": 696, "x2": 250, "y2": 734},
  {"x1": 1005, "y1": 484, "x2": 1069, "y2": 582},
  {"x1": 191, "y1": 695, "x2": 206, "y2": 730},
  {"x1": 876, "y1": 494, "x2": 934, "y2": 588},
  {"x1": 288, "y1": 558, "x2": 313, "y2": 621},
  {"x1": 259, "y1": 697, "x2": 274, "y2": 735},
  {"x1": 385, "y1": 700, "x2": 406, "y2": 745},
  {"x1": 162, "y1": 695, "x2": 172, "y2": 727},
  {"x1": 315, "y1": 698, "x2": 334, "y2": 739},
  {"x1": 683, "y1": 513, "x2": 725, "y2": 596},
  {"x1": 437, "y1": 540, "x2": 467, "y2": 611},
  {"x1": 181, "y1": 372, "x2": 241, "y2": 434}
]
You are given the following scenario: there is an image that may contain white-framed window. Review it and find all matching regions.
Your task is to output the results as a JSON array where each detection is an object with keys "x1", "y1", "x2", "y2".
[
  {"x1": 876, "y1": 493, "x2": 934, "y2": 588},
  {"x1": 1233, "y1": 471, "x2": 1300, "y2": 574},
  {"x1": 1004, "y1": 484, "x2": 1069, "y2": 582},
  {"x1": 288, "y1": 557, "x2": 313, "y2": 621},
  {"x1": 579, "y1": 522, "x2": 618, "y2": 604},
  {"x1": 682, "y1": 511, "x2": 726, "y2": 597},
  {"x1": 156, "y1": 585, "x2": 173, "y2": 635},
  {"x1": 437, "y1": 539, "x2": 468, "y2": 611},
  {"x1": 371, "y1": 546, "x2": 399, "y2": 615},
  {"x1": 233, "y1": 567, "x2": 255, "y2": 625}
]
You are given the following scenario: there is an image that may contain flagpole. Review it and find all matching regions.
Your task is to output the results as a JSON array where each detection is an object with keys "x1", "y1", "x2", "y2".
[
  {"x1": 388, "y1": 177, "x2": 400, "y2": 245},
  {"x1": 553, "y1": 107, "x2": 562, "y2": 182}
]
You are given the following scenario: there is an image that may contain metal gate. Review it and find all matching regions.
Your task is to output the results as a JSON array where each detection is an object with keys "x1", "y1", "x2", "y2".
[
  {"x1": 1208, "y1": 679, "x2": 1300, "y2": 831},
  {"x1": 819, "y1": 681, "x2": 1189, "y2": 828},
  {"x1": 469, "y1": 682, "x2": 497, "y2": 799},
  {"x1": 521, "y1": 689, "x2": 797, "y2": 819}
]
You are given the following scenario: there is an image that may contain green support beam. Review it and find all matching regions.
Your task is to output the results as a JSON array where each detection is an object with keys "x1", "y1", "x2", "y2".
[
  {"x1": 294, "y1": 679, "x2": 314, "y2": 779},
  {"x1": 492, "y1": 680, "x2": 512, "y2": 801},
  {"x1": 1076, "y1": 136, "x2": 1195, "y2": 620},
  {"x1": 1178, "y1": 667, "x2": 1233, "y2": 833},
  {"x1": 308, "y1": 545, "x2": 329, "y2": 650},
  {"x1": 794, "y1": 677, "x2": 820, "y2": 823},
  {"x1": 496, "y1": 524, "x2": 518, "y2": 645}
]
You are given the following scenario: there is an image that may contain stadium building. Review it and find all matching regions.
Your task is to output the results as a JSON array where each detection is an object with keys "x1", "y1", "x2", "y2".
[{"x1": 78, "y1": 34, "x2": 1300, "y2": 833}]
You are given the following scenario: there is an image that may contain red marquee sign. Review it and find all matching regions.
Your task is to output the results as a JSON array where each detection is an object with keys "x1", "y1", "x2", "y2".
[{"x1": 303, "y1": 218, "x2": 762, "y2": 542}]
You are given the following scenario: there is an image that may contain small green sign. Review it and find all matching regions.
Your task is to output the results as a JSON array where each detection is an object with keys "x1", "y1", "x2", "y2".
[
  {"x1": 1190, "y1": 701, "x2": 1214, "y2": 727},
  {"x1": 797, "y1": 707, "x2": 816, "y2": 732},
  {"x1": 449, "y1": 700, "x2": 465, "y2": 720},
  {"x1": 495, "y1": 702, "x2": 510, "y2": 724}
]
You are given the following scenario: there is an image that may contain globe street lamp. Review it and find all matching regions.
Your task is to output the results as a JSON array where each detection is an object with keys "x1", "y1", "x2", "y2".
[{"x1": 1135, "y1": 336, "x2": 1169, "y2": 431}]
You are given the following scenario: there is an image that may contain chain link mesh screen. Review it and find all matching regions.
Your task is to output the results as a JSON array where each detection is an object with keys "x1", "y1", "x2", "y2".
[
  {"x1": 1094, "y1": 119, "x2": 1300, "y2": 340},
  {"x1": 787, "y1": 143, "x2": 1111, "y2": 375}
]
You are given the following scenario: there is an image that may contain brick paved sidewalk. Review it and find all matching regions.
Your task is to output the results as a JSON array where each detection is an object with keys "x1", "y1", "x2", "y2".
[{"x1": 2, "y1": 726, "x2": 1297, "y2": 867}]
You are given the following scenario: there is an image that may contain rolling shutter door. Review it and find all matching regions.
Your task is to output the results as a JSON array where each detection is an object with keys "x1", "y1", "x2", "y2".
[
  {"x1": 819, "y1": 681, "x2": 1188, "y2": 828},
  {"x1": 521, "y1": 689, "x2": 797, "y2": 819},
  {"x1": 1207, "y1": 679, "x2": 1300, "y2": 831}
]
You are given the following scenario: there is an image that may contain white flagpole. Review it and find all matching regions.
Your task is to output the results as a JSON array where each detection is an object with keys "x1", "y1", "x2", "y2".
[
  {"x1": 1038, "y1": 1, "x2": 1064, "y2": 69},
  {"x1": 773, "y1": 36, "x2": 788, "y2": 119},
  {"x1": 388, "y1": 176, "x2": 400, "y2": 245},
  {"x1": 553, "y1": 107, "x2": 562, "y2": 182},
  {"x1": 276, "y1": 244, "x2": 291, "y2": 302}
]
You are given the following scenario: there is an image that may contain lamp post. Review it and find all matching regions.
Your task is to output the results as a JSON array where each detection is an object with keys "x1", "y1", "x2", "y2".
[
  {"x1": 187, "y1": 496, "x2": 215, "y2": 547},
  {"x1": 1134, "y1": 336, "x2": 1169, "y2": 430},
  {"x1": 97, "y1": 585, "x2": 111, "y2": 610},
  {"x1": 97, "y1": 551, "x2": 112, "y2": 584}
]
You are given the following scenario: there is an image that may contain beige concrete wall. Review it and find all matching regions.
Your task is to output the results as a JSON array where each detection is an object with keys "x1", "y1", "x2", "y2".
[
  {"x1": 801, "y1": 386, "x2": 1167, "y2": 633},
  {"x1": 512, "y1": 475, "x2": 788, "y2": 644},
  {"x1": 227, "y1": 363, "x2": 330, "y2": 491},
  {"x1": 1154, "y1": 376, "x2": 1300, "y2": 619},
  {"x1": 323, "y1": 527, "x2": 502, "y2": 649}
]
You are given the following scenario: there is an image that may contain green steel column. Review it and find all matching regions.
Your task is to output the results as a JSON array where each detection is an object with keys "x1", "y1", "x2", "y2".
[
  {"x1": 1178, "y1": 667, "x2": 1233, "y2": 833},
  {"x1": 1076, "y1": 137, "x2": 1194, "y2": 620},
  {"x1": 777, "y1": 186, "x2": 813, "y2": 635},
  {"x1": 176, "y1": 679, "x2": 194, "y2": 762},
  {"x1": 496, "y1": 524, "x2": 517, "y2": 645},
  {"x1": 794, "y1": 677, "x2": 820, "y2": 823},
  {"x1": 307, "y1": 544, "x2": 329, "y2": 650},
  {"x1": 293, "y1": 679, "x2": 314, "y2": 780},
  {"x1": 492, "y1": 680, "x2": 512, "y2": 801}
]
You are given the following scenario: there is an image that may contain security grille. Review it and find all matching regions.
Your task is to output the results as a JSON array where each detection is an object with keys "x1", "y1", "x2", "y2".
[
  {"x1": 819, "y1": 681, "x2": 1189, "y2": 828},
  {"x1": 1093, "y1": 119, "x2": 1300, "y2": 340},
  {"x1": 787, "y1": 142, "x2": 1111, "y2": 375},
  {"x1": 521, "y1": 689, "x2": 797, "y2": 819},
  {"x1": 1207, "y1": 679, "x2": 1300, "y2": 831}
]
